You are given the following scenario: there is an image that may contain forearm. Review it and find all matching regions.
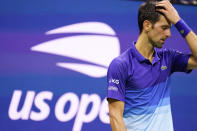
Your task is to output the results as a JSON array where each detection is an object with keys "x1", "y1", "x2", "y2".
[
  {"x1": 175, "y1": 19, "x2": 197, "y2": 70},
  {"x1": 108, "y1": 99, "x2": 126, "y2": 131},
  {"x1": 185, "y1": 30, "x2": 197, "y2": 58},
  {"x1": 110, "y1": 116, "x2": 126, "y2": 131}
]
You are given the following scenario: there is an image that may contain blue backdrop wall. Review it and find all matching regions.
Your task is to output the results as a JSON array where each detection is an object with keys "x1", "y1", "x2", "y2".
[{"x1": 0, "y1": 0, "x2": 197, "y2": 131}]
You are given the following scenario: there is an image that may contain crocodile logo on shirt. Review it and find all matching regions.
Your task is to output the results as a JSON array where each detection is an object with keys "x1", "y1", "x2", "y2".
[{"x1": 161, "y1": 65, "x2": 167, "y2": 70}]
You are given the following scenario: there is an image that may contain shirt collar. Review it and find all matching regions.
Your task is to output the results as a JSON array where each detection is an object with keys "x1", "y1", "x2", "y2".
[{"x1": 131, "y1": 41, "x2": 160, "y2": 64}]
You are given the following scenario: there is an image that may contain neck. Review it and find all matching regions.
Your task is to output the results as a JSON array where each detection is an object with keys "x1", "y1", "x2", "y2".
[{"x1": 135, "y1": 33, "x2": 154, "y2": 62}]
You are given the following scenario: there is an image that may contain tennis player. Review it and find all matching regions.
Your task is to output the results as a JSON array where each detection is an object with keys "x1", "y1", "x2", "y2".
[{"x1": 107, "y1": 0, "x2": 197, "y2": 131}]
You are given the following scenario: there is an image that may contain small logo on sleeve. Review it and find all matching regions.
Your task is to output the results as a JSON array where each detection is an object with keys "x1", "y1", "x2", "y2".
[
  {"x1": 161, "y1": 65, "x2": 167, "y2": 70},
  {"x1": 109, "y1": 79, "x2": 119, "y2": 84},
  {"x1": 108, "y1": 86, "x2": 118, "y2": 91}
]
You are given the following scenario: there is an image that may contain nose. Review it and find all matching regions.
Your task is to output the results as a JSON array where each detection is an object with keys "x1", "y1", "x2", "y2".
[{"x1": 165, "y1": 29, "x2": 171, "y2": 38}]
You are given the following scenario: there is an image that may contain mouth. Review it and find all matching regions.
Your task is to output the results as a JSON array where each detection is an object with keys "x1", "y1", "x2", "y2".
[{"x1": 160, "y1": 38, "x2": 166, "y2": 43}]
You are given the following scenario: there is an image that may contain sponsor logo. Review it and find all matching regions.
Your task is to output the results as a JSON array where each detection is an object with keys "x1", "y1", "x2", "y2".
[
  {"x1": 8, "y1": 22, "x2": 119, "y2": 130},
  {"x1": 109, "y1": 79, "x2": 119, "y2": 84},
  {"x1": 108, "y1": 86, "x2": 118, "y2": 91},
  {"x1": 31, "y1": 22, "x2": 120, "y2": 78},
  {"x1": 8, "y1": 90, "x2": 109, "y2": 131},
  {"x1": 180, "y1": 30, "x2": 184, "y2": 35},
  {"x1": 161, "y1": 65, "x2": 167, "y2": 70}
]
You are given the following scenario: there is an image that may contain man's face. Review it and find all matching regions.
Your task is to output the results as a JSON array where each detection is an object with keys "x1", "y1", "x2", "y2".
[{"x1": 148, "y1": 15, "x2": 171, "y2": 48}]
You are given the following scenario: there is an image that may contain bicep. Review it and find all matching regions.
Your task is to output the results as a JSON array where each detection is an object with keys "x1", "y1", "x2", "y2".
[{"x1": 187, "y1": 55, "x2": 197, "y2": 70}]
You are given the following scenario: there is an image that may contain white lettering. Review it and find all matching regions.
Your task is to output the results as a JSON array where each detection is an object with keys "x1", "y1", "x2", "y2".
[
  {"x1": 73, "y1": 94, "x2": 101, "y2": 131},
  {"x1": 8, "y1": 90, "x2": 110, "y2": 129},
  {"x1": 8, "y1": 90, "x2": 35, "y2": 120},
  {"x1": 108, "y1": 86, "x2": 118, "y2": 91},
  {"x1": 55, "y1": 92, "x2": 79, "y2": 122},
  {"x1": 30, "y1": 91, "x2": 53, "y2": 121},
  {"x1": 99, "y1": 98, "x2": 110, "y2": 124},
  {"x1": 109, "y1": 79, "x2": 119, "y2": 84}
]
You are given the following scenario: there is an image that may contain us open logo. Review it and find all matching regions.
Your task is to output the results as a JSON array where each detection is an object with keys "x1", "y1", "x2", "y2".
[
  {"x1": 31, "y1": 22, "x2": 120, "y2": 78},
  {"x1": 8, "y1": 22, "x2": 121, "y2": 131}
]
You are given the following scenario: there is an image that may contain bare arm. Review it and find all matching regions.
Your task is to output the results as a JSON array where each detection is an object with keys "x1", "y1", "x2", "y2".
[
  {"x1": 108, "y1": 98, "x2": 126, "y2": 131},
  {"x1": 156, "y1": 0, "x2": 197, "y2": 70},
  {"x1": 185, "y1": 31, "x2": 197, "y2": 70}
]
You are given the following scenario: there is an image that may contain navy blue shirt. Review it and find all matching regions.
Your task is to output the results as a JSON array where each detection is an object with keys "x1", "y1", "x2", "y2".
[{"x1": 107, "y1": 42, "x2": 191, "y2": 131}]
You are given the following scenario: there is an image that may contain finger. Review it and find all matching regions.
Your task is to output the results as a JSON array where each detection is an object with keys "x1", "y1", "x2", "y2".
[
  {"x1": 156, "y1": 0, "x2": 170, "y2": 4},
  {"x1": 156, "y1": 2, "x2": 175, "y2": 13},
  {"x1": 156, "y1": 8, "x2": 168, "y2": 15},
  {"x1": 156, "y1": 3, "x2": 167, "y2": 7},
  {"x1": 156, "y1": 2, "x2": 172, "y2": 11},
  {"x1": 156, "y1": 0, "x2": 172, "y2": 7},
  {"x1": 156, "y1": 2, "x2": 167, "y2": 6},
  {"x1": 156, "y1": 4, "x2": 167, "y2": 10}
]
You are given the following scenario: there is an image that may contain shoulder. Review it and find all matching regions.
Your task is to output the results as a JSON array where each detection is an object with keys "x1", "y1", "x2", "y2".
[
  {"x1": 109, "y1": 48, "x2": 131, "y2": 68},
  {"x1": 108, "y1": 48, "x2": 131, "y2": 74},
  {"x1": 157, "y1": 48, "x2": 182, "y2": 58}
]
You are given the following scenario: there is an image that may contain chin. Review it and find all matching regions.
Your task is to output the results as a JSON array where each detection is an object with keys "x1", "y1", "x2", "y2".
[
  {"x1": 157, "y1": 46, "x2": 163, "y2": 49},
  {"x1": 154, "y1": 43, "x2": 163, "y2": 48}
]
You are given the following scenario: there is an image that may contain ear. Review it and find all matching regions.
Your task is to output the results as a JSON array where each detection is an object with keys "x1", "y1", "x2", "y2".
[{"x1": 143, "y1": 20, "x2": 152, "y2": 32}]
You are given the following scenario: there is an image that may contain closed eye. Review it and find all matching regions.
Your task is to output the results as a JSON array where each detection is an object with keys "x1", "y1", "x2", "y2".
[{"x1": 162, "y1": 26, "x2": 170, "y2": 30}]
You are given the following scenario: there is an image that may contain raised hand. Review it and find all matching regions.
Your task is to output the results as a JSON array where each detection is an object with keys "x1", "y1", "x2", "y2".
[{"x1": 156, "y1": 0, "x2": 181, "y2": 24}]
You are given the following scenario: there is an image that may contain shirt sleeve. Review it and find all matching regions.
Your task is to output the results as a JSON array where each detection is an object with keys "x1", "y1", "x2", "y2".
[
  {"x1": 170, "y1": 49, "x2": 192, "y2": 73},
  {"x1": 107, "y1": 58, "x2": 127, "y2": 102}
]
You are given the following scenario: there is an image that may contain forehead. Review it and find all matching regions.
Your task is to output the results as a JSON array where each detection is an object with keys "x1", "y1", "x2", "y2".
[{"x1": 155, "y1": 15, "x2": 172, "y2": 27}]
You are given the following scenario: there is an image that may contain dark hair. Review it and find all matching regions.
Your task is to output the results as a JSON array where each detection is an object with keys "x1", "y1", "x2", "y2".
[{"x1": 138, "y1": 0, "x2": 164, "y2": 34}]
